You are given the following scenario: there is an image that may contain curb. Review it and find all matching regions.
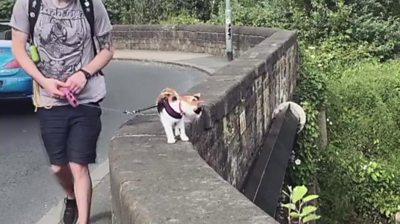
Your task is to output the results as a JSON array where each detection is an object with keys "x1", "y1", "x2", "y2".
[{"x1": 112, "y1": 57, "x2": 215, "y2": 75}]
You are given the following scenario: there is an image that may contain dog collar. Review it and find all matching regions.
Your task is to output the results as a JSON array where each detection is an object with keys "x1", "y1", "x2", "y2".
[{"x1": 163, "y1": 100, "x2": 183, "y2": 119}]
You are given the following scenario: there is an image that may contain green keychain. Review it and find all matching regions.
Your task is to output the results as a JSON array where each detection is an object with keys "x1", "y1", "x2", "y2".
[{"x1": 29, "y1": 45, "x2": 40, "y2": 63}]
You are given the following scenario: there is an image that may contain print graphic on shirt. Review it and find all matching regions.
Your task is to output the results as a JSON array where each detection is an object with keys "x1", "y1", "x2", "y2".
[{"x1": 36, "y1": 8, "x2": 88, "y2": 81}]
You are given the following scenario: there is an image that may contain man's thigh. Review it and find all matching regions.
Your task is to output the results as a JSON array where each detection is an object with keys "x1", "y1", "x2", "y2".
[
  {"x1": 37, "y1": 106, "x2": 70, "y2": 165},
  {"x1": 67, "y1": 103, "x2": 102, "y2": 164}
]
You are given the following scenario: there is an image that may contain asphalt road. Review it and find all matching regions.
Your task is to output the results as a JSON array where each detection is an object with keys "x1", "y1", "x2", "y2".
[{"x1": 0, "y1": 60, "x2": 207, "y2": 224}]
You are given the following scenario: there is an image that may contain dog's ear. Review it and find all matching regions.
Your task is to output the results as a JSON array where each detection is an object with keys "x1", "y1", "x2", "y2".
[
  {"x1": 161, "y1": 92, "x2": 171, "y2": 98},
  {"x1": 162, "y1": 87, "x2": 173, "y2": 92},
  {"x1": 162, "y1": 88, "x2": 178, "y2": 94},
  {"x1": 157, "y1": 92, "x2": 171, "y2": 103},
  {"x1": 193, "y1": 93, "x2": 201, "y2": 100}
]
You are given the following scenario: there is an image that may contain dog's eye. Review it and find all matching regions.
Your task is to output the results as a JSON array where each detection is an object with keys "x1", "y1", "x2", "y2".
[
  {"x1": 172, "y1": 96, "x2": 177, "y2": 101},
  {"x1": 192, "y1": 98, "x2": 197, "y2": 102}
]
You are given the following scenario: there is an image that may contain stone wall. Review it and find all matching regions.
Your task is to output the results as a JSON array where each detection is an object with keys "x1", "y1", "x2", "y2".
[
  {"x1": 187, "y1": 31, "x2": 298, "y2": 189},
  {"x1": 110, "y1": 25, "x2": 299, "y2": 224},
  {"x1": 112, "y1": 25, "x2": 278, "y2": 57}
]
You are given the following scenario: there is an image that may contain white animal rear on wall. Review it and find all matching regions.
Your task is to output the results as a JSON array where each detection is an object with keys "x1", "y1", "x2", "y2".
[{"x1": 272, "y1": 101, "x2": 306, "y2": 133}]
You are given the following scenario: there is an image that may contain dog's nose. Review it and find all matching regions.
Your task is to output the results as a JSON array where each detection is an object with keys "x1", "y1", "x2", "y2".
[{"x1": 194, "y1": 107, "x2": 202, "y2": 114}]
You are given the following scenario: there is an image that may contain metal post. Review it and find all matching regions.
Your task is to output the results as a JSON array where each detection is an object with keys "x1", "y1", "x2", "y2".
[{"x1": 225, "y1": 0, "x2": 233, "y2": 61}]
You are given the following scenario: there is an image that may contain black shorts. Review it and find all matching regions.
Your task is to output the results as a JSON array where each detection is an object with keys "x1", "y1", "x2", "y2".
[{"x1": 37, "y1": 103, "x2": 102, "y2": 165}]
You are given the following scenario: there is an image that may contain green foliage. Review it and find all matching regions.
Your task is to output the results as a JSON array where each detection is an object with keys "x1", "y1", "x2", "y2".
[
  {"x1": 282, "y1": 185, "x2": 321, "y2": 224},
  {"x1": 289, "y1": 101, "x2": 320, "y2": 185},
  {"x1": 0, "y1": 0, "x2": 13, "y2": 20},
  {"x1": 209, "y1": 0, "x2": 400, "y2": 61},
  {"x1": 328, "y1": 60, "x2": 400, "y2": 158},
  {"x1": 103, "y1": 0, "x2": 216, "y2": 25},
  {"x1": 320, "y1": 60, "x2": 400, "y2": 223},
  {"x1": 104, "y1": 0, "x2": 165, "y2": 24},
  {"x1": 161, "y1": 13, "x2": 203, "y2": 25}
]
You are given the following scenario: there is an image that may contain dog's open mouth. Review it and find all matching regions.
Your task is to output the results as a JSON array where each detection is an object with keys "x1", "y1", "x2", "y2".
[{"x1": 194, "y1": 107, "x2": 202, "y2": 115}]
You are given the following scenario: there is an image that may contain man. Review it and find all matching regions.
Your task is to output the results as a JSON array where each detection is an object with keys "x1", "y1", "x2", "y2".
[{"x1": 10, "y1": 0, "x2": 114, "y2": 223}]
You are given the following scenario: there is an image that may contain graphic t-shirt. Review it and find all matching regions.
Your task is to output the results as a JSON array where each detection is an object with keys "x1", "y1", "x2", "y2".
[{"x1": 10, "y1": 0, "x2": 113, "y2": 106}]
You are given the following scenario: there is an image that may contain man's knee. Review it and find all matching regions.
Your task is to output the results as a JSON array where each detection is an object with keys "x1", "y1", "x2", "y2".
[
  {"x1": 69, "y1": 162, "x2": 89, "y2": 178},
  {"x1": 50, "y1": 164, "x2": 70, "y2": 175}
]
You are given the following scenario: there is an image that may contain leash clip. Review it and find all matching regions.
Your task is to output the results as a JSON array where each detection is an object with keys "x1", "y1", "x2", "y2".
[{"x1": 123, "y1": 110, "x2": 134, "y2": 115}]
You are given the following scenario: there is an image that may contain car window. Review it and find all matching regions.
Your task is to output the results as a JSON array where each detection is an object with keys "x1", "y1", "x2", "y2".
[
  {"x1": 0, "y1": 24, "x2": 11, "y2": 40},
  {"x1": 0, "y1": 24, "x2": 9, "y2": 32}
]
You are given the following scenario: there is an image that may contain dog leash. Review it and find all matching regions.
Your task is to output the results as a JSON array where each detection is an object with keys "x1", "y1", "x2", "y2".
[
  {"x1": 83, "y1": 103, "x2": 157, "y2": 115},
  {"x1": 61, "y1": 87, "x2": 157, "y2": 115}
]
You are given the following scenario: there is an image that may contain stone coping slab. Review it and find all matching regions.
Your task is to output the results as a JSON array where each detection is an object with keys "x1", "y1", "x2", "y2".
[{"x1": 110, "y1": 114, "x2": 278, "y2": 224}]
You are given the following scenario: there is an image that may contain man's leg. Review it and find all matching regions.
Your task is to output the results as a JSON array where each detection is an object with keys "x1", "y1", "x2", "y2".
[
  {"x1": 67, "y1": 103, "x2": 102, "y2": 224},
  {"x1": 69, "y1": 162, "x2": 92, "y2": 224},
  {"x1": 52, "y1": 164, "x2": 78, "y2": 224},
  {"x1": 37, "y1": 106, "x2": 78, "y2": 224},
  {"x1": 50, "y1": 164, "x2": 75, "y2": 199}
]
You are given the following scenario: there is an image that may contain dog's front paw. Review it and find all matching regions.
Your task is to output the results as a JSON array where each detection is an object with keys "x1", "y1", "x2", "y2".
[
  {"x1": 180, "y1": 134, "x2": 189, "y2": 142},
  {"x1": 167, "y1": 138, "x2": 176, "y2": 144}
]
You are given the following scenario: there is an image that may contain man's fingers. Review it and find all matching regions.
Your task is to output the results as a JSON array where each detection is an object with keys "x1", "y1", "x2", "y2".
[
  {"x1": 55, "y1": 89, "x2": 65, "y2": 98},
  {"x1": 71, "y1": 82, "x2": 86, "y2": 94},
  {"x1": 70, "y1": 83, "x2": 82, "y2": 93},
  {"x1": 56, "y1": 80, "x2": 68, "y2": 87},
  {"x1": 71, "y1": 86, "x2": 80, "y2": 94},
  {"x1": 76, "y1": 84, "x2": 86, "y2": 94}
]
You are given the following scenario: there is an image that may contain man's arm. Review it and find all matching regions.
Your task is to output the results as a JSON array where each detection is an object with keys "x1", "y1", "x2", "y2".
[
  {"x1": 12, "y1": 29, "x2": 46, "y2": 85},
  {"x1": 66, "y1": 32, "x2": 114, "y2": 94},
  {"x1": 81, "y1": 32, "x2": 114, "y2": 76},
  {"x1": 12, "y1": 29, "x2": 66, "y2": 97},
  {"x1": 66, "y1": 0, "x2": 114, "y2": 94}
]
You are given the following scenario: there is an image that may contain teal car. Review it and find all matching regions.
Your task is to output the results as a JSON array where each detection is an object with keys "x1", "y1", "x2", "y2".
[{"x1": 0, "y1": 22, "x2": 33, "y2": 100}]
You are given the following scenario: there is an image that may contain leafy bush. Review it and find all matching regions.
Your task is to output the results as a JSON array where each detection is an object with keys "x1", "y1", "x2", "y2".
[
  {"x1": 0, "y1": 0, "x2": 14, "y2": 20},
  {"x1": 209, "y1": 0, "x2": 400, "y2": 61},
  {"x1": 104, "y1": 0, "x2": 216, "y2": 25},
  {"x1": 321, "y1": 60, "x2": 400, "y2": 222},
  {"x1": 282, "y1": 185, "x2": 321, "y2": 224},
  {"x1": 160, "y1": 13, "x2": 203, "y2": 25}
]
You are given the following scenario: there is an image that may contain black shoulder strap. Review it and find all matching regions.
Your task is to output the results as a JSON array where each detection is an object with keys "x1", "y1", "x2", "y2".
[
  {"x1": 28, "y1": 0, "x2": 41, "y2": 43},
  {"x1": 80, "y1": 0, "x2": 104, "y2": 76},
  {"x1": 80, "y1": 0, "x2": 95, "y2": 39},
  {"x1": 80, "y1": 0, "x2": 96, "y2": 54}
]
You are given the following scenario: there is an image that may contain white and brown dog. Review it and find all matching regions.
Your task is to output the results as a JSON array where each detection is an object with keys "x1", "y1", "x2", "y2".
[{"x1": 156, "y1": 88, "x2": 203, "y2": 143}]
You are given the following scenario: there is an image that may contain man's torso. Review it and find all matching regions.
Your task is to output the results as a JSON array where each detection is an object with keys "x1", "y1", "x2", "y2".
[{"x1": 30, "y1": 0, "x2": 107, "y2": 106}]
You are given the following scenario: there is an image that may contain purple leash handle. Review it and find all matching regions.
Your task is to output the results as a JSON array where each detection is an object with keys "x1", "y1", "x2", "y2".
[{"x1": 61, "y1": 87, "x2": 79, "y2": 108}]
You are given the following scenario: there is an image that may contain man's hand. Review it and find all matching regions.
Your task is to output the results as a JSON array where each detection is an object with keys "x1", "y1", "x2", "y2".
[
  {"x1": 41, "y1": 78, "x2": 67, "y2": 99},
  {"x1": 66, "y1": 71, "x2": 87, "y2": 94}
]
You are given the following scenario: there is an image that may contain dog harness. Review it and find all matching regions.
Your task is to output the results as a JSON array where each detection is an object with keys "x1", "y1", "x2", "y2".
[{"x1": 161, "y1": 100, "x2": 183, "y2": 119}]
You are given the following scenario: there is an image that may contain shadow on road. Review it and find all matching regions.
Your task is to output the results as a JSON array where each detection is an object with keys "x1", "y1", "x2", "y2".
[
  {"x1": 0, "y1": 100, "x2": 36, "y2": 116},
  {"x1": 91, "y1": 211, "x2": 112, "y2": 224}
]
